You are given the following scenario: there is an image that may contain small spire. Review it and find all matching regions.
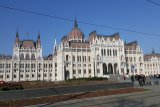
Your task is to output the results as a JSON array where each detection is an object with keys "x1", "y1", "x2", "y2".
[
  {"x1": 124, "y1": 39, "x2": 127, "y2": 45},
  {"x1": 54, "y1": 36, "x2": 57, "y2": 50},
  {"x1": 74, "y1": 17, "x2": 78, "y2": 28},
  {"x1": 53, "y1": 36, "x2": 57, "y2": 55},
  {"x1": 15, "y1": 29, "x2": 19, "y2": 43},
  {"x1": 37, "y1": 31, "x2": 41, "y2": 45},
  {"x1": 16, "y1": 29, "x2": 19, "y2": 37},
  {"x1": 152, "y1": 48, "x2": 155, "y2": 54},
  {"x1": 26, "y1": 32, "x2": 29, "y2": 40},
  {"x1": 38, "y1": 31, "x2": 40, "y2": 39}
]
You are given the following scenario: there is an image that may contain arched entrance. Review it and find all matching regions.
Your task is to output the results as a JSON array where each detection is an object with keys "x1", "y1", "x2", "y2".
[
  {"x1": 127, "y1": 68, "x2": 129, "y2": 75},
  {"x1": 114, "y1": 63, "x2": 119, "y2": 74},
  {"x1": 103, "y1": 63, "x2": 108, "y2": 75},
  {"x1": 108, "y1": 63, "x2": 113, "y2": 74},
  {"x1": 65, "y1": 70, "x2": 70, "y2": 80}
]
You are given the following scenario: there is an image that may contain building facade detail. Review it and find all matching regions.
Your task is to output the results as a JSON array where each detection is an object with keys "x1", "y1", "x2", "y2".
[
  {"x1": 0, "y1": 20, "x2": 155, "y2": 82},
  {"x1": 144, "y1": 50, "x2": 160, "y2": 76},
  {"x1": 125, "y1": 41, "x2": 144, "y2": 75}
]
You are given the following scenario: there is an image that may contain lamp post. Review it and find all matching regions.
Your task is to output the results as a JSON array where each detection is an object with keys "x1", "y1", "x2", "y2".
[
  {"x1": 93, "y1": 58, "x2": 95, "y2": 77},
  {"x1": 131, "y1": 64, "x2": 135, "y2": 86}
]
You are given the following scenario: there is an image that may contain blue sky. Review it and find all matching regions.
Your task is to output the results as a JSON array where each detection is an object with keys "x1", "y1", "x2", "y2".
[{"x1": 0, "y1": 0, "x2": 160, "y2": 56}]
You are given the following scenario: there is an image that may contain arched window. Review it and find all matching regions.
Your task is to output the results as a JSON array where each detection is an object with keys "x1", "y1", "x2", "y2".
[
  {"x1": 97, "y1": 54, "x2": 99, "y2": 61},
  {"x1": 130, "y1": 57, "x2": 132, "y2": 62},
  {"x1": 14, "y1": 55, "x2": 18, "y2": 60},
  {"x1": 134, "y1": 57, "x2": 136, "y2": 62},
  {"x1": 14, "y1": 63, "x2": 16, "y2": 68},
  {"x1": 31, "y1": 64, "x2": 33, "y2": 68},
  {"x1": 73, "y1": 56, "x2": 75, "y2": 61},
  {"x1": 104, "y1": 49, "x2": 106, "y2": 56},
  {"x1": 101, "y1": 49, "x2": 103, "y2": 55},
  {"x1": 115, "y1": 50, "x2": 117, "y2": 56},
  {"x1": 20, "y1": 53, "x2": 24, "y2": 60},
  {"x1": 110, "y1": 49, "x2": 112, "y2": 56},
  {"x1": 83, "y1": 56, "x2": 85, "y2": 62},
  {"x1": 113, "y1": 50, "x2": 115, "y2": 56},
  {"x1": 88, "y1": 56, "x2": 90, "y2": 62},
  {"x1": 26, "y1": 53, "x2": 30, "y2": 60},
  {"x1": 77, "y1": 56, "x2": 79, "y2": 62},
  {"x1": 6, "y1": 63, "x2": 8, "y2": 68},
  {"x1": 121, "y1": 55, "x2": 123, "y2": 61},
  {"x1": 79, "y1": 56, "x2": 81, "y2": 61},
  {"x1": 31, "y1": 54, "x2": 35, "y2": 60},
  {"x1": 139, "y1": 57, "x2": 142, "y2": 62},
  {"x1": 107, "y1": 49, "x2": 109, "y2": 56},
  {"x1": 39, "y1": 63, "x2": 41, "y2": 68},
  {"x1": 66, "y1": 55, "x2": 69, "y2": 61}
]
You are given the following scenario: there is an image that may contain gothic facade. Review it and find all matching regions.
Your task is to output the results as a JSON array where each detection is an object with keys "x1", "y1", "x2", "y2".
[
  {"x1": 144, "y1": 50, "x2": 160, "y2": 76},
  {"x1": 0, "y1": 20, "x2": 149, "y2": 82}
]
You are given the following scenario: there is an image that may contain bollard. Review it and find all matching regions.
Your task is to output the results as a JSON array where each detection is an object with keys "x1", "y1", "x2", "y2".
[
  {"x1": 154, "y1": 81, "x2": 159, "y2": 85},
  {"x1": 146, "y1": 81, "x2": 152, "y2": 86}
]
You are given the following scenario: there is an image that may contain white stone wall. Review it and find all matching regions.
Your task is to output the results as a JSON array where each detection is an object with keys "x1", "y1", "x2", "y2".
[
  {"x1": 90, "y1": 36, "x2": 126, "y2": 77},
  {"x1": 144, "y1": 57, "x2": 160, "y2": 76},
  {"x1": 0, "y1": 33, "x2": 157, "y2": 82},
  {"x1": 125, "y1": 46, "x2": 144, "y2": 75}
]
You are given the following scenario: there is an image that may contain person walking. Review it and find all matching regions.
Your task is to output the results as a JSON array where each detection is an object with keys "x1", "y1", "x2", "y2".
[
  {"x1": 138, "y1": 75, "x2": 143, "y2": 86},
  {"x1": 142, "y1": 75, "x2": 146, "y2": 86},
  {"x1": 131, "y1": 75, "x2": 134, "y2": 82}
]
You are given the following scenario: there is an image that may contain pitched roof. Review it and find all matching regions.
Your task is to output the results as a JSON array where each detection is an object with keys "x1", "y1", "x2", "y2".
[
  {"x1": 144, "y1": 53, "x2": 160, "y2": 61},
  {"x1": 88, "y1": 32, "x2": 120, "y2": 42},
  {"x1": 68, "y1": 19, "x2": 84, "y2": 41},
  {"x1": 0, "y1": 54, "x2": 12, "y2": 60},
  {"x1": 43, "y1": 54, "x2": 53, "y2": 60},
  {"x1": 70, "y1": 41, "x2": 90, "y2": 48},
  {"x1": 20, "y1": 40, "x2": 36, "y2": 49},
  {"x1": 125, "y1": 41, "x2": 138, "y2": 50}
]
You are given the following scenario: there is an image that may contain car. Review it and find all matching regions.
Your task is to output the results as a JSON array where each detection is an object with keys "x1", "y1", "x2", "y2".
[{"x1": 0, "y1": 81, "x2": 5, "y2": 85}]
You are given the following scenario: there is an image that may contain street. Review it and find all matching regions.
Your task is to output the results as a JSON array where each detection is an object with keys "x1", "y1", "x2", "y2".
[
  {"x1": 29, "y1": 85, "x2": 160, "y2": 107},
  {"x1": 0, "y1": 82, "x2": 133, "y2": 101}
]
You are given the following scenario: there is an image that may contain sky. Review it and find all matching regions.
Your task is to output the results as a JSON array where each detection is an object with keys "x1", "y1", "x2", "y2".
[{"x1": 0, "y1": 0, "x2": 160, "y2": 56}]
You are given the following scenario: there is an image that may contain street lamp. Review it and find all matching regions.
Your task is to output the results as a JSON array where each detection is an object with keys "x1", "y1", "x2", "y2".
[{"x1": 131, "y1": 64, "x2": 136, "y2": 86}]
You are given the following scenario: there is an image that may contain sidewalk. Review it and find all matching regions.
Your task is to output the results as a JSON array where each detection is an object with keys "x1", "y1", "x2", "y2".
[{"x1": 34, "y1": 86, "x2": 160, "y2": 107}]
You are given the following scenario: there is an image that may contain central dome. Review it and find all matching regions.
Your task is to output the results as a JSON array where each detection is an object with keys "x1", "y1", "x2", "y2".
[{"x1": 68, "y1": 18, "x2": 84, "y2": 41}]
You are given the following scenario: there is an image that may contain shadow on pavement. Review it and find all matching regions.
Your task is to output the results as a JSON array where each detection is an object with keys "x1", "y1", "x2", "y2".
[{"x1": 38, "y1": 88, "x2": 90, "y2": 107}]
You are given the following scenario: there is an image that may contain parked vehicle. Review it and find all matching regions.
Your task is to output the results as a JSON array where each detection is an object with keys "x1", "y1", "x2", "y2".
[
  {"x1": 0, "y1": 81, "x2": 23, "y2": 91},
  {"x1": 0, "y1": 81, "x2": 5, "y2": 85}
]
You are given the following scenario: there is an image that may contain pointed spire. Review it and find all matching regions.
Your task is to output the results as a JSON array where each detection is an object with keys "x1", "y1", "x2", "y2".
[
  {"x1": 124, "y1": 39, "x2": 127, "y2": 45},
  {"x1": 152, "y1": 48, "x2": 155, "y2": 54},
  {"x1": 53, "y1": 36, "x2": 57, "y2": 56},
  {"x1": 74, "y1": 17, "x2": 78, "y2": 28},
  {"x1": 38, "y1": 31, "x2": 40, "y2": 39},
  {"x1": 16, "y1": 29, "x2": 19, "y2": 37},
  {"x1": 15, "y1": 29, "x2": 19, "y2": 43},
  {"x1": 37, "y1": 31, "x2": 41, "y2": 45},
  {"x1": 54, "y1": 36, "x2": 57, "y2": 50}
]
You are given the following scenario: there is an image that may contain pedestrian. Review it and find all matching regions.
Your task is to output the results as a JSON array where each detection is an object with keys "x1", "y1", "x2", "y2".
[
  {"x1": 138, "y1": 75, "x2": 143, "y2": 86},
  {"x1": 131, "y1": 75, "x2": 134, "y2": 82},
  {"x1": 142, "y1": 75, "x2": 146, "y2": 86},
  {"x1": 123, "y1": 75, "x2": 126, "y2": 80}
]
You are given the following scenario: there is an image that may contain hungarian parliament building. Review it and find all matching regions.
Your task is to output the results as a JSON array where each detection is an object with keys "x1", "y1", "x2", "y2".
[{"x1": 0, "y1": 20, "x2": 159, "y2": 82}]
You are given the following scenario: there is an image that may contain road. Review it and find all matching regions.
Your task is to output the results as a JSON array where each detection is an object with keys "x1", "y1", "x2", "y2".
[
  {"x1": 29, "y1": 85, "x2": 160, "y2": 107},
  {"x1": 0, "y1": 82, "x2": 133, "y2": 101}
]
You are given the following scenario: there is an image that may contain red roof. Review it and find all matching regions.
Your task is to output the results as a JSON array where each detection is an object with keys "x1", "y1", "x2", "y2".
[
  {"x1": 20, "y1": 40, "x2": 36, "y2": 49},
  {"x1": 68, "y1": 27, "x2": 84, "y2": 40},
  {"x1": 70, "y1": 42, "x2": 90, "y2": 48}
]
